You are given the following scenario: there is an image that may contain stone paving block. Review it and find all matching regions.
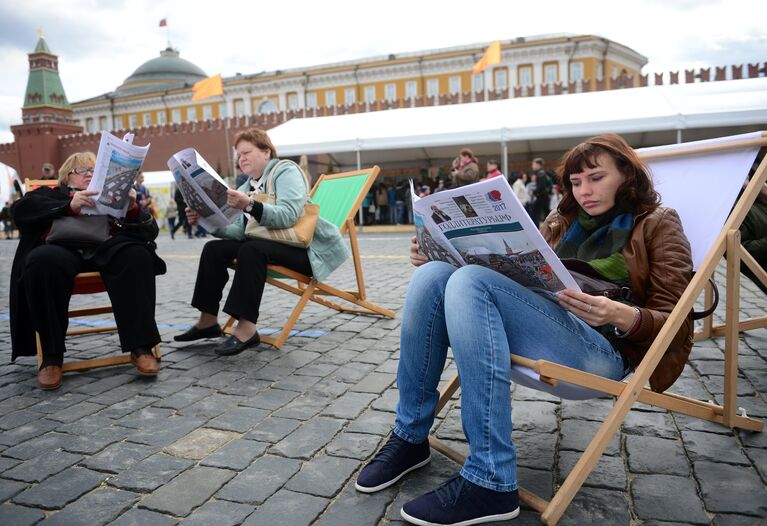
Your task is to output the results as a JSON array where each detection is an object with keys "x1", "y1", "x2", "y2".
[
  {"x1": 216, "y1": 455, "x2": 301, "y2": 505},
  {"x1": 0, "y1": 396, "x2": 38, "y2": 416},
  {"x1": 248, "y1": 365, "x2": 294, "y2": 382},
  {"x1": 620, "y1": 409, "x2": 678, "y2": 439},
  {"x1": 39, "y1": 487, "x2": 139, "y2": 526},
  {"x1": 80, "y1": 441, "x2": 157, "y2": 474},
  {"x1": 178, "y1": 393, "x2": 245, "y2": 419},
  {"x1": 270, "y1": 350, "x2": 321, "y2": 370},
  {"x1": 270, "y1": 417, "x2": 344, "y2": 459},
  {"x1": 152, "y1": 386, "x2": 214, "y2": 410},
  {"x1": 0, "y1": 456, "x2": 21, "y2": 473},
  {"x1": 219, "y1": 377, "x2": 272, "y2": 397},
  {"x1": 711, "y1": 514, "x2": 767, "y2": 525},
  {"x1": 244, "y1": 416, "x2": 301, "y2": 443},
  {"x1": 178, "y1": 499, "x2": 253, "y2": 526},
  {"x1": 116, "y1": 407, "x2": 174, "y2": 429},
  {"x1": 97, "y1": 395, "x2": 158, "y2": 419},
  {"x1": 313, "y1": 483, "x2": 396, "y2": 526},
  {"x1": 352, "y1": 372, "x2": 396, "y2": 394},
  {"x1": 680, "y1": 429, "x2": 751, "y2": 465},
  {"x1": 139, "y1": 466, "x2": 235, "y2": 517},
  {"x1": 558, "y1": 419, "x2": 620, "y2": 456},
  {"x1": 273, "y1": 394, "x2": 330, "y2": 420},
  {"x1": 326, "y1": 432, "x2": 383, "y2": 460},
  {"x1": 625, "y1": 435, "x2": 689, "y2": 475},
  {"x1": 331, "y1": 362, "x2": 377, "y2": 383},
  {"x1": 745, "y1": 447, "x2": 767, "y2": 483},
  {"x1": 3, "y1": 450, "x2": 82, "y2": 482},
  {"x1": 631, "y1": 474, "x2": 708, "y2": 524},
  {"x1": 0, "y1": 418, "x2": 59, "y2": 447},
  {"x1": 242, "y1": 489, "x2": 328, "y2": 526},
  {"x1": 694, "y1": 460, "x2": 767, "y2": 516},
  {"x1": 110, "y1": 508, "x2": 178, "y2": 526},
  {"x1": 54, "y1": 414, "x2": 112, "y2": 435},
  {"x1": 558, "y1": 487, "x2": 630, "y2": 526},
  {"x1": 194, "y1": 371, "x2": 247, "y2": 389},
  {"x1": 2, "y1": 431, "x2": 77, "y2": 460},
  {"x1": 139, "y1": 375, "x2": 196, "y2": 398},
  {"x1": 73, "y1": 374, "x2": 136, "y2": 396},
  {"x1": 12, "y1": 467, "x2": 106, "y2": 510},
  {"x1": 512, "y1": 401, "x2": 558, "y2": 433},
  {"x1": 0, "y1": 478, "x2": 27, "y2": 501},
  {"x1": 347, "y1": 409, "x2": 396, "y2": 436},
  {"x1": 47, "y1": 401, "x2": 105, "y2": 424},
  {"x1": 163, "y1": 427, "x2": 239, "y2": 460},
  {"x1": 371, "y1": 388, "x2": 399, "y2": 413},
  {"x1": 238, "y1": 388, "x2": 298, "y2": 410},
  {"x1": 64, "y1": 425, "x2": 131, "y2": 455},
  {"x1": 559, "y1": 397, "x2": 613, "y2": 422},
  {"x1": 674, "y1": 412, "x2": 734, "y2": 435},
  {"x1": 294, "y1": 362, "x2": 339, "y2": 378},
  {"x1": 127, "y1": 416, "x2": 206, "y2": 446},
  {"x1": 0, "y1": 408, "x2": 44, "y2": 430},
  {"x1": 201, "y1": 438, "x2": 268, "y2": 470},
  {"x1": 286, "y1": 454, "x2": 360, "y2": 497},
  {"x1": 206, "y1": 406, "x2": 269, "y2": 433},
  {"x1": 558, "y1": 450, "x2": 627, "y2": 490},
  {"x1": 109, "y1": 453, "x2": 194, "y2": 492},
  {"x1": 512, "y1": 431, "x2": 557, "y2": 471},
  {"x1": 322, "y1": 391, "x2": 377, "y2": 419},
  {"x1": 311, "y1": 378, "x2": 350, "y2": 399},
  {"x1": 0, "y1": 503, "x2": 46, "y2": 526}
]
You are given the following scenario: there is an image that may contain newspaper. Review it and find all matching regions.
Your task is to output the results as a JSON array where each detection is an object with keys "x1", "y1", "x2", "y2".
[
  {"x1": 81, "y1": 131, "x2": 150, "y2": 217},
  {"x1": 167, "y1": 147, "x2": 241, "y2": 232},
  {"x1": 411, "y1": 177, "x2": 580, "y2": 295}
]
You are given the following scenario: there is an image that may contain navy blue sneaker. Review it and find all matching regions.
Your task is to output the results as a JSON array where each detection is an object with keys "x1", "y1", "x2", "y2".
[
  {"x1": 401, "y1": 475, "x2": 519, "y2": 526},
  {"x1": 355, "y1": 434, "x2": 431, "y2": 493}
]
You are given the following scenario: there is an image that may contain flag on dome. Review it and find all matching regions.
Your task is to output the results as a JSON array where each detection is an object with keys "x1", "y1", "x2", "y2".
[
  {"x1": 192, "y1": 74, "x2": 223, "y2": 101},
  {"x1": 159, "y1": 18, "x2": 167, "y2": 27},
  {"x1": 472, "y1": 41, "x2": 501, "y2": 74}
]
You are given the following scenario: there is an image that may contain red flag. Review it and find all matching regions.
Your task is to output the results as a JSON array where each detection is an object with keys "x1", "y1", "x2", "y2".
[{"x1": 159, "y1": 18, "x2": 167, "y2": 27}]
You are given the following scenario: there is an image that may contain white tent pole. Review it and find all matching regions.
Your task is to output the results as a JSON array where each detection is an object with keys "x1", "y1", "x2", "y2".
[
  {"x1": 677, "y1": 129, "x2": 683, "y2": 144},
  {"x1": 357, "y1": 149, "x2": 364, "y2": 230},
  {"x1": 502, "y1": 141, "x2": 509, "y2": 178}
]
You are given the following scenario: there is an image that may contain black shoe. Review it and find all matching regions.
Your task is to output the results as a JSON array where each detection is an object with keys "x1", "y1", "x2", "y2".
[
  {"x1": 401, "y1": 475, "x2": 519, "y2": 526},
  {"x1": 355, "y1": 434, "x2": 431, "y2": 493},
  {"x1": 173, "y1": 324, "x2": 222, "y2": 342},
  {"x1": 214, "y1": 332, "x2": 261, "y2": 356}
]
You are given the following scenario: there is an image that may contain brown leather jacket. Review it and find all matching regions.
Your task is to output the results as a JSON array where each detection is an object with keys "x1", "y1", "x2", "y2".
[{"x1": 541, "y1": 207, "x2": 694, "y2": 392}]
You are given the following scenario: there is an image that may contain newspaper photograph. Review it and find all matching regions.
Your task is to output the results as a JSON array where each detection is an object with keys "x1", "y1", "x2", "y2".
[
  {"x1": 411, "y1": 177, "x2": 580, "y2": 294},
  {"x1": 167, "y1": 147, "x2": 241, "y2": 232},
  {"x1": 81, "y1": 131, "x2": 150, "y2": 217}
]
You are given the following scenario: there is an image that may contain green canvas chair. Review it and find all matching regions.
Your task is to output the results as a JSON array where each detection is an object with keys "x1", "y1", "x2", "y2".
[{"x1": 223, "y1": 166, "x2": 395, "y2": 349}]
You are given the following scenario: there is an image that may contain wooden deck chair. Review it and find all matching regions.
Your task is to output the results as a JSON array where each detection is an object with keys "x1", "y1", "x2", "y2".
[
  {"x1": 427, "y1": 132, "x2": 767, "y2": 525},
  {"x1": 24, "y1": 179, "x2": 161, "y2": 373},
  {"x1": 223, "y1": 166, "x2": 395, "y2": 349}
]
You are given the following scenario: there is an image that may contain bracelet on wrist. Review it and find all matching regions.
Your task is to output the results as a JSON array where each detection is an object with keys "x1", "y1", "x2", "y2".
[{"x1": 614, "y1": 307, "x2": 641, "y2": 339}]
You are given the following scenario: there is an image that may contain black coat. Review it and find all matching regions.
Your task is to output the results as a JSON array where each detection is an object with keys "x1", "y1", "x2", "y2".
[{"x1": 9, "y1": 184, "x2": 166, "y2": 360}]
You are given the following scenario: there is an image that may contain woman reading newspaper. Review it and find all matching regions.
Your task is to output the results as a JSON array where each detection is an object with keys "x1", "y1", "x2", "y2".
[
  {"x1": 174, "y1": 128, "x2": 349, "y2": 356},
  {"x1": 355, "y1": 134, "x2": 694, "y2": 526},
  {"x1": 9, "y1": 152, "x2": 165, "y2": 390}
]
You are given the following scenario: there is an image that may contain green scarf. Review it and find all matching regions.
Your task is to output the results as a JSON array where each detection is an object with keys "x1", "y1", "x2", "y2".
[{"x1": 555, "y1": 207, "x2": 633, "y2": 285}]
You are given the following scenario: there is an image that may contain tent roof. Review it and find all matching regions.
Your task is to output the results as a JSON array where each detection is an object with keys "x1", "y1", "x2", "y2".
[{"x1": 268, "y1": 78, "x2": 767, "y2": 168}]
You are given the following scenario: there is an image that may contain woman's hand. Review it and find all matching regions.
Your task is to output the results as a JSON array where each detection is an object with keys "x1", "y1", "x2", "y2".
[
  {"x1": 410, "y1": 236, "x2": 429, "y2": 267},
  {"x1": 186, "y1": 207, "x2": 199, "y2": 225},
  {"x1": 558, "y1": 289, "x2": 636, "y2": 330},
  {"x1": 127, "y1": 188, "x2": 137, "y2": 209},
  {"x1": 70, "y1": 190, "x2": 98, "y2": 213},
  {"x1": 226, "y1": 189, "x2": 250, "y2": 210}
]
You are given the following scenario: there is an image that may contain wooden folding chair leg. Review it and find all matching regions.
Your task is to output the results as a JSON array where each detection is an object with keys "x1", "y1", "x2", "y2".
[
  {"x1": 36, "y1": 333, "x2": 161, "y2": 374},
  {"x1": 259, "y1": 282, "x2": 318, "y2": 349}
]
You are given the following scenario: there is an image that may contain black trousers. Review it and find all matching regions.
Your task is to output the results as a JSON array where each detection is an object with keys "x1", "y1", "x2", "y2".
[
  {"x1": 22, "y1": 244, "x2": 161, "y2": 366},
  {"x1": 191, "y1": 239, "x2": 313, "y2": 324}
]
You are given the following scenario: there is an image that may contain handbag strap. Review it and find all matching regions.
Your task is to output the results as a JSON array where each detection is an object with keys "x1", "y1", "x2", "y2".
[{"x1": 263, "y1": 159, "x2": 310, "y2": 200}]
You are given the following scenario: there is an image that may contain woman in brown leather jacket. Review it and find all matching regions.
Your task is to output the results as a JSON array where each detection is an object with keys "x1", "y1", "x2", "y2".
[{"x1": 354, "y1": 134, "x2": 693, "y2": 526}]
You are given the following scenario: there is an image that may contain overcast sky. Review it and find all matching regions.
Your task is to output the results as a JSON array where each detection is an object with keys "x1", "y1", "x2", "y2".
[{"x1": 1, "y1": 0, "x2": 765, "y2": 143}]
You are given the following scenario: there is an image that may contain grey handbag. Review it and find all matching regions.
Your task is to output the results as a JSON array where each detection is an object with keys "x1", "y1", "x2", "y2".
[{"x1": 46, "y1": 215, "x2": 111, "y2": 248}]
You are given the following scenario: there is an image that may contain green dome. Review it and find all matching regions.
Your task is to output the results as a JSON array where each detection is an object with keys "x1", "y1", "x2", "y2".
[{"x1": 117, "y1": 48, "x2": 207, "y2": 95}]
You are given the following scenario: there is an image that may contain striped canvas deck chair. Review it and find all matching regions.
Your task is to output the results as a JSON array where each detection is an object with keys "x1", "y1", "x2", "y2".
[
  {"x1": 427, "y1": 132, "x2": 767, "y2": 525},
  {"x1": 223, "y1": 166, "x2": 395, "y2": 349}
]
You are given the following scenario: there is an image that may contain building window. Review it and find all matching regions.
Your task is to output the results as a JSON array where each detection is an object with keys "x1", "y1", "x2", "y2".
[
  {"x1": 471, "y1": 73, "x2": 484, "y2": 92},
  {"x1": 98, "y1": 116, "x2": 107, "y2": 131},
  {"x1": 186, "y1": 108, "x2": 196, "y2": 122},
  {"x1": 518, "y1": 66, "x2": 533, "y2": 86},
  {"x1": 405, "y1": 81, "x2": 417, "y2": 99},
  {"x1": 612, "y1": 66, "x2": 620, "y2": 79},
  {"x1": 114, "y1": 115, "x2": 123, "y2": 129},
  {"x1": 85, "y1": 118, "x2": 94, "y2": 133},
  {"x1": 288, "y1": 93, "x2": 299, "y2": 110},
  {"x1": 494, "y1": 69, "x2": 508, "y2": 90},
  {"x1": 202, "y1": 105, "x2": 213, "y2": 120},
  {"x1": 426, "y1": 78, "x2": 439, "y2": 97},
  {"x1": 128, "y1": 114, "x2": 137, "y2": 128},
  {"x1": 364, "y1": 85, "x2": 376, "y2": 103},
  {"x1": 157, "y1": 111, "x2": 167, "y2": 124},
  {"x1": 449, "y1": 76, "x2": 461, "y2": 94},
  {"x1": 344, "y1": 88, "x2": 356, "y2": 105},
  {"x1": 217, "y1": 104, "x2": 227, "y2": 118},
  {"x1": 325, "y1": 90, "x2": 336, "y2": 107},
  {"x1": 597, "y1": 63, "x2": 604, "y2": 80},
  {"x1": 257, "y1": 100, "x2": 278, "y2": 114},
  {"x1": 544, "y1": 64, "x2": 558, "y2": 84},
  {"x1": 142, "y1": 112, "x2": 152, "y2": 126},
  {"x1": 306, "y1": 92, "x2": 317, "y2": 108},
  {"x1": 171, "y1": 109, "x2": 181, "y2": 122},
  {"x1": 234, "y1": 99, "x2": 245, "y2": 116},
  {"x1": 384, "y1": 83, "x2": 396, "y2": 101},
  {"x1": 569, "y1": 62, "x2": 584, "y2": 82}
]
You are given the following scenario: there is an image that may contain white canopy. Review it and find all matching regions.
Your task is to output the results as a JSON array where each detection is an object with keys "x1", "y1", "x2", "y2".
[
  {"x1": 268, "y1": 78, "x2": 767, "y2": 169},
  {"x1": 0, "y1": 161, "x2": 22, "y2": 204}
]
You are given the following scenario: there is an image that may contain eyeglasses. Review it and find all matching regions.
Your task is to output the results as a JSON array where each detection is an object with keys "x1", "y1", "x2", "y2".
[{"x1": 68, "y1": 167, "x2": 95, "y2": 176}]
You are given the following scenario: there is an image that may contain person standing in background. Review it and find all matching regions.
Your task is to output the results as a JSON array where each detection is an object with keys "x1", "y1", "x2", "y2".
[
  {"x1": 166, "y1": 199, "x2": 178, "y2": 239},
  {"x1": 450, "y1": 149, "x2": 480, "y2": 187}
]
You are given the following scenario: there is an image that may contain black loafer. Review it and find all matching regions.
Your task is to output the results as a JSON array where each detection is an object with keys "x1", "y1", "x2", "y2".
[
  {"x1": 214, "y1": 332, "x2": 261, "y2": 356},
  {"x1": 174, "y1": 324, "x2": 222, "y2": 342}
]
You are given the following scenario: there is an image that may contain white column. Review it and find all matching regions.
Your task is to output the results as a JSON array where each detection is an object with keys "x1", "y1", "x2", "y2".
[
  {"x1": 533, "y1": 62, "x2": 543, "y2": 97},
  {"x1": 559, "y1": 59, "x2": 569, "y2": 88},
  {"x1": 244, "y1": 92, "x2": 253, "y2": 116},
  {"x1": 278, "y1": 92, "x2": 287, "y2": 111}
]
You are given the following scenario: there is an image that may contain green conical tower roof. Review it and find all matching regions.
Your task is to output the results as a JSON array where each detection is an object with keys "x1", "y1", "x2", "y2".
[{"x1": 23, "y1": 35, "x2": 70, "y2": 110}]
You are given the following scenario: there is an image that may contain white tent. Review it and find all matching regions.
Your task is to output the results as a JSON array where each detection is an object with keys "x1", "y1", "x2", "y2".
[
  {"x1": 268, "y1": 77, "x2": 767, "y2": 170},
  {"x1": 0, "y1": 161, "x2": 22, "y2": 204}
]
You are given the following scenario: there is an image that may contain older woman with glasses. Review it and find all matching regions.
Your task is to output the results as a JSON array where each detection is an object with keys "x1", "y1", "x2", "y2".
[{"x1": 9, "y1": 152, "x2": 166, "y2": 390}]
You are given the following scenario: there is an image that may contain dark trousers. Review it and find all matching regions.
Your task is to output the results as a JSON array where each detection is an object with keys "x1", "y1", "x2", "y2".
[
  {"x1": 191, "y1": 239, "x2": 313, "y2": 324},
  {"x1": 22, "y1": 244, "x2": 161, "y2": 366}
]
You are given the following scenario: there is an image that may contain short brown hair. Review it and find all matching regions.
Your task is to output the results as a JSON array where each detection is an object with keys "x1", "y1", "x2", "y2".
[
  {"x1": 58, "y1": 152, "x2": 96, "y2": 186},
  {"x1": 234, "y1": 128, "x2": 277, "y2": 159},
  {"x1": 459, "y1": 148, "x2": 475, "y2": 159},
  {"x1": 556, "y1": 134, "x2": 659, "y2": 218}
]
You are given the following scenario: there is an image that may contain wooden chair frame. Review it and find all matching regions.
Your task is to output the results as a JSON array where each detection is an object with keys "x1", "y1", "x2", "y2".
[
  {"x1": 427, "y1": 134, "x2": 767, "y2": 525},
  {"x1": 25, "y1": 179, "x2": 161, "y2": 373},
  {"x1": 223, "y1": 166, "x2": 395, "y2": 349}
]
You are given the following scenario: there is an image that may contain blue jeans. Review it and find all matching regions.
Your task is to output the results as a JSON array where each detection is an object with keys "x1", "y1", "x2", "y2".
[{"x1": 393, "y1": 262, "x2": 626, "y2": 492}]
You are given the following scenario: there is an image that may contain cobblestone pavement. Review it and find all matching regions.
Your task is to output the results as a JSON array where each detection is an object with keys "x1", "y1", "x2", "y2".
[{"x1": 0, "y1": 231, "x2": 765, "y2": 525}]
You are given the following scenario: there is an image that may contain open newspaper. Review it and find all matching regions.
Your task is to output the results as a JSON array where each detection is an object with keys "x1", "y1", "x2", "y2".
[
  {"x1": 167, "y1": 148, "x2": 241, "y2": 232},
  {"x1": 411, "y1": 177, "x2": 580, "y2": 295},
  {"x1": 81, "y1": 131, "x2": 150, "y2": 217}
]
